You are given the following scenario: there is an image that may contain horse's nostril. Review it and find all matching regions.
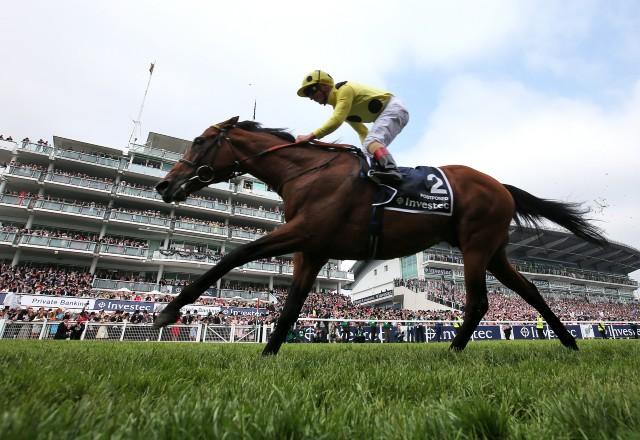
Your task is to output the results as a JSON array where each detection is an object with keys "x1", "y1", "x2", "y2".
[{"x1": 156, "y1": 180, "x2": 169, "y2": 193}]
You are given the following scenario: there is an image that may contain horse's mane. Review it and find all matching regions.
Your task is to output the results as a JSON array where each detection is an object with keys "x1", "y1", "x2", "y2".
[{"x1": 236, "y1": 120, "x2": 295, "y2": 143}]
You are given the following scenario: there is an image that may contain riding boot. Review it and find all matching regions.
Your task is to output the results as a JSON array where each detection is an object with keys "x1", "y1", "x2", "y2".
[{"x1": 371, "y1": 147, "x2": 403, "y2": 184}]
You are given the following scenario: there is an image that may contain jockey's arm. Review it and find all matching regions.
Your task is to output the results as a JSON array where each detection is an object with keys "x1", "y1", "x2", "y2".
[
  {"x1": 347, "y1": 121, "x2": 368, "y2": 145},
  {"x1": 312, "y1": 87, "x2": 354, "y2": 139}
]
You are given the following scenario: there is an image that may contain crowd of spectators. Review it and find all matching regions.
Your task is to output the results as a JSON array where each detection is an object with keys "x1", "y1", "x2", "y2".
[
  {"x1": 1, "y1": 263, "x2": 638, "y2": 326},
  {"x1": 0, "y1": 135, "x2": 14, "y2": 142},
  {"x1": 175, "y1": 216, "x2": 225, "y2": 229}
]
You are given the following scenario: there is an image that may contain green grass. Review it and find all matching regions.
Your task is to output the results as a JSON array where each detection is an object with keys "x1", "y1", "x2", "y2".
[{"x1": 0, "y1": 340, "x2": 639, "y2": 440}]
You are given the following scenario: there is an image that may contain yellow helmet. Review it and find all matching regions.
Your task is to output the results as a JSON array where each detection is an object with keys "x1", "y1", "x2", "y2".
[{"x1": 296, "y1": 70, "x2": 334, "y2": 97}]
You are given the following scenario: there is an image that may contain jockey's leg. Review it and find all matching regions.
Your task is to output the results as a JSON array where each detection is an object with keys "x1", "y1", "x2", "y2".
[{"x1": 367, "y1": 141, "x2": 402, "y2": 183}]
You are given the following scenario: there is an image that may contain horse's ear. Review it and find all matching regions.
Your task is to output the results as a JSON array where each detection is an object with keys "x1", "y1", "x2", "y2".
[{"x1": 226, "y1": 116, "x2": 240, "y2": 127}]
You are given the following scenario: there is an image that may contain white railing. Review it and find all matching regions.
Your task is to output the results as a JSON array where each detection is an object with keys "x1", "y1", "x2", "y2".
[{"x1": 2, "y1": 319, "x2": 638, "y2": 343}]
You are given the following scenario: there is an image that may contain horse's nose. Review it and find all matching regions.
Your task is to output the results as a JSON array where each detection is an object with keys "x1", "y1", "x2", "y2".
[{"x1": 155, "y1": 180, "x2": 170, "y2": 195}]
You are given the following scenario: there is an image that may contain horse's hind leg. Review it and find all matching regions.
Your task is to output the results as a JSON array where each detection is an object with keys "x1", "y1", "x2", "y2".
[
  {"x1": 262, "y1": 252, "x2": 327, "y2": 356},
  {"x1": 488, "y1": 249, "x2": 578, "y2": 350},
  {"x1": 449, "y1": 248, "x2": 491, "y2": 351}
]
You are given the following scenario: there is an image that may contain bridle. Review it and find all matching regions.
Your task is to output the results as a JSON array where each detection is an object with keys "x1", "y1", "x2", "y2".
[{"x1": 179, "y1": 124, "x2": 245, "y2": 184}]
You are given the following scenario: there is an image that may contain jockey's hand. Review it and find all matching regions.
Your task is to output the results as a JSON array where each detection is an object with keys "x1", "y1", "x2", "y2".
[{"x1": 295, "y1": 133, "x2": 316, "y2": 143}]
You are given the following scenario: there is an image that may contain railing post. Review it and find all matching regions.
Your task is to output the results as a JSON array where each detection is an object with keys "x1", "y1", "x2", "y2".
[
  {"x1": 158, "y1": 327, "x2": 163, "y2": 341},
  {"x1": 195, "y1": 324, "x2": 203, "y2": 343},
  {"x1": 230, "y1": 324, "x2": 236, "y2": 343},
  {"x1": 0, "y1": 319, "x2": 6, "y2": 339},
  {"x1": 119, "y1": 323, "x2": 126, "y2": 341},
  {"x1": 39, "y1": 319, "x2": 48, "y2": 340},
  {"x1": 80, "y1": 322, "x2": 89, "y2": 340},
  {"x1": 201, "y1": 324, "x2": 207, "y2": 342}
]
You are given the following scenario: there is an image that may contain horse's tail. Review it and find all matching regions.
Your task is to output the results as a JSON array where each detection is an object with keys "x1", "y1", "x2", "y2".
[{"x1": 503, "y1": 184, "x2": 607, "y2": 246}]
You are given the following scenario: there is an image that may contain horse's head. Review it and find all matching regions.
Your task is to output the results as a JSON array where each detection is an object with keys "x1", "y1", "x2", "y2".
[{"x1": 156, "y1": 116, "x2": 241, "y2": 203}]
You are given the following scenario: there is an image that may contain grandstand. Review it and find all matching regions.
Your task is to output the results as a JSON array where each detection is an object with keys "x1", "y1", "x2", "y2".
[
  {"x1": 1, "y1": 132, "x2": 639, "y2": 331},
  {"x1": 350, "y1": 228, "x2": 640, "y2": 315},
  {"x1": 0, "y1": 133, "x2": 352, "y2": 313}
]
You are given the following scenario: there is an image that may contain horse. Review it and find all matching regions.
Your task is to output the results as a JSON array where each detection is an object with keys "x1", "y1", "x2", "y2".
[{"x1": 154, "y1": 116, "x2": 606, "y2": 355}]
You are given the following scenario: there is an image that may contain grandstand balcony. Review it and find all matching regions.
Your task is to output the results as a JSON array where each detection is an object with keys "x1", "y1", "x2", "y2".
[
  {"x1": 240, "y1": 261, "x2": 279, "y2": 273},
  {"x1": 33, "y1": 199, "x2": 106, "y2": 221},
  {"x1": 0, "y1": 139, "x2": 18, "y2": 153},
  {"x1": 125, "y1": 162, "x2": 171, "y2": 179},
  {"x1": 180, "y1": 196, "x2": 231, "y2": 215},
  {"x1": 17, "y1": 141, "x2": 53, "y2": 156},
  {"x1": 99, "y1": 243, "x2": 149, "y2": 259},
  {"x1": 281, "y1": 264, "x2": 293, "y2": 275},
  {"x1": 0, "y1": 230, "x2": 18, "y2": 246},
  {"x1": 236, "y1": 183, "x2": 281, "y2": 201},
  {"x1": 232, "y1": 205, "x2": 283, "y2": 223},
  {"x1": 174, "y1": 219, "x2": 228, "y2": 238},
  {"x1": 229, "y1": 227, "x2": 266, "y2": 242},
  {"x1": 152, "y1": 249, "x2": 222, "y2": 265},
  {"x1": 115, "y1": 184, "x2": 165, "y2": 203},
  {"x1": 54, "y1": 148, "x2": 122, "y2": 170},
  {"x1": 92, "y1": 278, "x2": 167, "y2": 293},
  {"x1": 0, "y1": 193, "x2": 33, "y2": 210},
  {"x1": 44, "y1": 172, "x2": 112, "y2": 194},
  {"x1": 329, "y1": 269, "x2": 354, "y2": 281},
  {"x1": 128, "y1": 143, "x2": 182, "y2": 162},
  {"x1": 6, "y1": 165, "x2": 43, "y2": 182},
  {"x1": 108, "y1": 210, "x2": 171, "y2": 229},
  {"x1": 217, "y1": 288, "x2": 273, "y2": 301},
  {"x1": 18, "y1": 234, "x2": 97, "y2": 254}
]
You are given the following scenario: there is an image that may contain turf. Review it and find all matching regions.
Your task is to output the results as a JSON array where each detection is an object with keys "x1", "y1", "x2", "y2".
[{"x1": 0, "y1": 340, "x2": 638, "y2": 439}]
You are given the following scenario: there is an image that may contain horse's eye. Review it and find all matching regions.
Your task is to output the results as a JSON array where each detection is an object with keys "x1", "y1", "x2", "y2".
[{"x1": 193, "y1": 137, "x2": 203, "y2": 145}]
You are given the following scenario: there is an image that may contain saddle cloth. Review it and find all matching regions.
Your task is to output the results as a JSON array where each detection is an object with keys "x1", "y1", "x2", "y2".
[{"x1": 372, "y1": 166, "x2": 454, "y2": 216}]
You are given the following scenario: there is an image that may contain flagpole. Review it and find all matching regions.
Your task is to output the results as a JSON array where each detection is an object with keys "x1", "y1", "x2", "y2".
[{"x1": 128, "y1": 62, "x2": 156, "y2": 146}]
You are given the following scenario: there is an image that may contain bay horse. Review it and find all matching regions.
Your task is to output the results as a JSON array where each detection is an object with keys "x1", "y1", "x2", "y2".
[{"x1": 154, "y1": 116, "x2": 606, "y2": 355}]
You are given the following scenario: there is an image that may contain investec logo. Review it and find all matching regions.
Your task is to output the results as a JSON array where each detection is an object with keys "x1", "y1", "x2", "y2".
[{"x1": 396, "y1": 193, "x2": 450, "y2": 210}]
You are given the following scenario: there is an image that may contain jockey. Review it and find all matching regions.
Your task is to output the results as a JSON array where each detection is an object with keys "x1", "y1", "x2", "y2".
[{"x1": 295, "y1": 70, "x2": 409, "y2": 184}]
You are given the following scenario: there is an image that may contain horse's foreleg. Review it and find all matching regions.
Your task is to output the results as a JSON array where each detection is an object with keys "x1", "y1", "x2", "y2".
[
  {"x1": 262, "y1": 253, "x2": 327, "y2": 356},
  {"x1": 488, "y1": 249, "x2": 578, "y2": 350},
  {"x1": 450, "y1": 249, "x2": 490, "y2": 351},
  {"x1": 154, "y1": 223, "x2": 305, "y2": 328}
]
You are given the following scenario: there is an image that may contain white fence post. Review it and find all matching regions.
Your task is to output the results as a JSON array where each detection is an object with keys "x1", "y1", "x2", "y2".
[
  {"x1": 39, "y1": 319, "x2": 49, "y2": 340},
  {"x1": 120, "y1": 323, "x2": 126, "y2": 341},
  {"x1": 0, "y1": 319, "x2": 6, "y2": 338},
  {"x1": 230, "y1": 324, "x2": 236, "y2": 343},
  {"x1": 157, "y1": 327, "x2": 163, "y2": 341}
]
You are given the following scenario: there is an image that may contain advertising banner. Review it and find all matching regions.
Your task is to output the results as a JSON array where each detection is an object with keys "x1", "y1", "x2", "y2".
[
  {"x1": 19, "y1": 295, "x2": 93, "y2": 310},
  {"x1": 92, "y1": 299, "x2": 154, "y2": 313},
  {"x1": 220, "y1": 306, "x2": 269, "y2": 316}
]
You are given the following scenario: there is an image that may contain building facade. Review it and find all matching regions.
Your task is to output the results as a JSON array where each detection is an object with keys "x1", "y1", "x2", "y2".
[{"x1": 0, "y1": 133, "x2": 352, "y2": 302}]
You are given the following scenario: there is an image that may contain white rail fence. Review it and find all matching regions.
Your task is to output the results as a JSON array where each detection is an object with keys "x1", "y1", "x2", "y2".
[{"x1": 1, "y1": 319, "x2": 638, "y2": 343}]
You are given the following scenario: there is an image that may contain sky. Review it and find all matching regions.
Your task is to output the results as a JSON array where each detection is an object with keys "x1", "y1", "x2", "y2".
[{"x1": 1, "y1": 1, "x2": 638, "y2": 280}]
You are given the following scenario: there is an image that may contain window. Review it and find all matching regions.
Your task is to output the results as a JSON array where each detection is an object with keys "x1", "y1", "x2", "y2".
[{"x1": 401, "y1": 255, "x2": 418, "y2": 279}]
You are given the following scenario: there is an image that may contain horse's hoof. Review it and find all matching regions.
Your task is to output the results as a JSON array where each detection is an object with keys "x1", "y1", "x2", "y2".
[
  {"x1": 563, "y1": 339, "x2": 579, "y2": 351},
  {"x1": 153, "y1": 306, "x2": 179, "y2": 329},
  {"x1": 449, "y1": 344, "x2": 465, "y2": 352}
]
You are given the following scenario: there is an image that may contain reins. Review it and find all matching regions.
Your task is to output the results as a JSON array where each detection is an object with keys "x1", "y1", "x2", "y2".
[{"x1": 182, "y1": 124, "x2": 364, "y2": 189}]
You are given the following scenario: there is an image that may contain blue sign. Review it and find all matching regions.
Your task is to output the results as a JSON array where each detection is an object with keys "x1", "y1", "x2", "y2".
[
  {"x1": 546, "y1": 324, "x2": 583, "y2": 340},
  {"x1": 512, "y1": 325, "x2": 544, "y2": 340},
  {"x1": 93, "y1": 299, "x2": 155, "y2": 312}
]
